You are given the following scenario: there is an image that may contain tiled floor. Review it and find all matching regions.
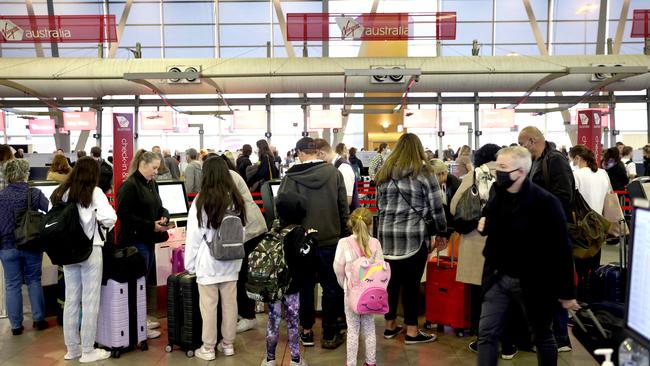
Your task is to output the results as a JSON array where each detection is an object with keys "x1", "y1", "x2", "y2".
[{"x1": 0, "y1": 245, "x2": 621, "y2": 366}]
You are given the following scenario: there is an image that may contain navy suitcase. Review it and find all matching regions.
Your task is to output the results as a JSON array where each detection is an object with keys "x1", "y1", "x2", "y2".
[
  {"x1": 165, "y1": 272, "x2": 203, "y2": 357},
  {"x1": 591, "y1": 264, "x2": 626, "y2": 303}
]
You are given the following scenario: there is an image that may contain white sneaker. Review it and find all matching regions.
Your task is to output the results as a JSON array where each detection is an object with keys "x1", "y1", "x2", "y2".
[
  {"x1": 290, "y1": 358, "x2": 308, "y2": 366},
  {"x1": 79, "y1": 349, "x2": 111, "y2": 363},
  {"x1": 64, "y1": 348, "x2": 82, "y2": 360},
  {"x1": 558, "y1": 345, "x2": 572, "y2": 352},
  {"x1": 147, "y1": 329, "x2": 161, "y2": 339},
  {"x1": 217, "y1": 342, "x2": 235, "y2": 356},
  {"x1": 236, "y1": 318, "x2": 257, "y2": 333},
  {"x1": 147, "y1": 320, "x2": 160, "y2": 330},
  {"x1": 194, "y1": 346, "x2": 216, "y2": 361},
  {"x1": 261, "y1": 359, "x2": 277, "y2": 366}
]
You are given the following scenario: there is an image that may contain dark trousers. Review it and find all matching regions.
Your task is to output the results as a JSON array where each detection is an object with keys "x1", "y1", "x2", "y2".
[
  {"x1": 237, "y1": 234, "x2": 266, "y2": 319},
  {"x1": 134, "y1": 243, "x2": 154, "y2": 286},
  {"x1": 299, "y1": 245, "x2": 344, "y2": 340},
  {"x1": 478, "y1": 275, "x2": 558, "y2": 366},
  {"x1": 384, "y1": 243, "x2": 428, "y2": 326}
]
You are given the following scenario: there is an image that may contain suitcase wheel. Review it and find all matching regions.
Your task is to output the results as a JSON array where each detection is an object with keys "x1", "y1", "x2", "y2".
[
  {"x1": 165, "y1": 345, "x2": 173, "y2": 353},
  {"x1": 140, "y1": 342, "x2": 148, "y2": 351},
  {"x1": 111, "y1": 350, "x2": 120, "y2": 359},
  {"x1": 455, "y1": 329, "x2": 466, "y2": 337},
  {"x1": 424, "y1": 321, "x2": 434, "y2": 330},
  {"x1": 186, "y1": 350, "x2": 194, "y2": 358}
]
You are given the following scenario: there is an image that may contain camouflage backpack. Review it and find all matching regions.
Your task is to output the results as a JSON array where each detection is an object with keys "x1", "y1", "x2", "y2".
[{"x1": 246, "y1": 220, "x2": 297, "y2": 303}]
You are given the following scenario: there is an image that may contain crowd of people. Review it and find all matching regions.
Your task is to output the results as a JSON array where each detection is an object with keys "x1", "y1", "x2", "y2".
[{"x1": 0, "y1": 135, "x2": 648, "y2": 366}]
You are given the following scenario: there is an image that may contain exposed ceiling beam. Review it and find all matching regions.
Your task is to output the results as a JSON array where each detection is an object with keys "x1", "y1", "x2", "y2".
[{"x1": 108, "y1": 0, "x2": 133, "y2": 58}]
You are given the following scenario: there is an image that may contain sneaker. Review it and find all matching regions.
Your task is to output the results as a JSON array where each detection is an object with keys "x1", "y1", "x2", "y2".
[
  {"x1": 195, "y1": 346, "x2": 216, "y2": 361},
  {"x1": 405, "y1": 331, "x2": 437, "y2": 345},
  {"x1": 255, "y1": 301, "x2": 266, "y2": 313},
  {"x1": 11, "y1": 326, "x2": 24, "y2": 336},
  {"x1": 300, "y1": 330, "x2": 315, "y2": 346},
  {"x1": 290, "y1": 358, "x2": 309, "y2": 366},
  {"x1": 147, "y1": 320, "x2": 160, "y2": 330},
  {"x1": 147, "y1": 329, "x2": 161, "y2": 339},
  {"x1": 218, "y1": 342, "x2": 235, "y2": 356},
  {"x1": 383, "y1": 326, "x2": 404, "y2": 339},
  {"x1": 261, "y1": 359, "x2": 277, "y2": 366},
  {"x1": 64, "y1": 348, "x2": 82, "y2": 360},
  {"x1": 558, "y1": 345, "x2": 573, "y2": 353},
  {"x1": 468, "y1": 340, "x2": 478, "y2": 353},
  {"x1": 321, "y1": 332, "x2": 345, "y2": 349},
  {"x1": 33, "y1": 320, "x2": 49, "y2": 330},
  {"x1": 500, "y1": 345, "x2": 519, "y2": 360},
  {"x1": 79, "y1": 349, "x2": 111, "y2": 363},
  {"x1": 236, "y1": 318, "x2": 257, "y2": 333}
]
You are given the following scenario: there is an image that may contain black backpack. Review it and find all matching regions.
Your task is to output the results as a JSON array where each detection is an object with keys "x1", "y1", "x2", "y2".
[
  {"x1": 98, "y1": 160, "x2": 113, "y2": 193},
  {"x1": 41, "y1": 201, "x2": 93, "y2": 266}
]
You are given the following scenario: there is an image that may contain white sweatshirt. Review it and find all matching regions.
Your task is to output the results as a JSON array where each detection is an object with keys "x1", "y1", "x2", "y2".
[
  {"x1": 184, "y1": 197, "x2": 242, "y2": 285},
  {"x1": 63, "y1": 187, "x2": 117, "y2": 246}
]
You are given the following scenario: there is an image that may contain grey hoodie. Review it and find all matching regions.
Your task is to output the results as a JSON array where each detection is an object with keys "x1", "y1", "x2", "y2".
[{"x1": 278, "y1": 161, "x2": 350, "y2": 247}]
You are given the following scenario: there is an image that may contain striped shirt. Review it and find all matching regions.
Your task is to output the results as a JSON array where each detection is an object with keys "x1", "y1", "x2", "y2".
[{"x1": 377, "y1": 171, "x2": 447, "y2": 260}]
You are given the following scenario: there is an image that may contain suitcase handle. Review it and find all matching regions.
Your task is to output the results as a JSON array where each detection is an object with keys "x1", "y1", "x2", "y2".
[
  {"x1": 435, "y1": 234, "x2": 456, "y2": 268},
  {"x1": 570, "y1": 305, "x2": 610, "y2": 340}
]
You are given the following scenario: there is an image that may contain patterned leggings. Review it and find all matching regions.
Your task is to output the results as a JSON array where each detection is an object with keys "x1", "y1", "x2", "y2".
[
  {"x1": 266, "y1": 293, "x2": 301, "y2": 362},
  {"x1": 344, "y1": 302, "x2": 377, "y2": 366}
]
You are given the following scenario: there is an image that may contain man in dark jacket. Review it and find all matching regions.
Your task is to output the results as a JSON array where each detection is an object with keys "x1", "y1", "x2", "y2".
[
  {"x1": 277, "y1": 137, "x2": 350, "y2": 350},
  {"x1": 90, "y1": 147, "x2": 113, "y2": 193},
  {"x1": 236, "y1": 144, "x2": 253, "y2": 183},
  {"x1": 162, "y1": 148, "x2": 180, "y2": 180},
  {"x1": 477, "y1": 146, "x2": 579, "y2": 366},
  {"x1": 518, "y1": 127, "x2": 575, "y2": 352}
]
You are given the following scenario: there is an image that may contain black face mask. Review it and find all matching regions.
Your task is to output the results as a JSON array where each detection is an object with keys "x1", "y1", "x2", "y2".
[{"x1": 495, "y1": 169, "x2": 520, "y2": 189}]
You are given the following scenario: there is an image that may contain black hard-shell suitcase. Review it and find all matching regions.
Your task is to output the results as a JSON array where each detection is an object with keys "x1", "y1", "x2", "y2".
[
  {"x1": 571, "y1": 303, "x2": 625, "y2": 364},
  {"x1": 165, "y1": 272, "x2": 202, "y2": 357}
]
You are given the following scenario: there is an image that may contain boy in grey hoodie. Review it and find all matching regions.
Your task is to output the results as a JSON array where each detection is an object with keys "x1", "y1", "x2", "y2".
[{"x1": 277, "y1": 137, "x2": 350, "y2": 349}]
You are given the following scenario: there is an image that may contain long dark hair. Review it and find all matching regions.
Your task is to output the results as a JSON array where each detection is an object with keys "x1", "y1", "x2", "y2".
[
  {"x1": 569, "y1": 144, "x2": 598, "y2": 173},
  {"x1": 256, "y1": 139, "x2": 274, "y2": 159},
  {"x1": 602, "y1": 147, "x2": 621, "y2": 165},
  {"x1": 196, "y1": 157, "x2": 246, "y2": 229},
  {"x1": 51, "y1": 157, "x2": 99, "y2": 208}
]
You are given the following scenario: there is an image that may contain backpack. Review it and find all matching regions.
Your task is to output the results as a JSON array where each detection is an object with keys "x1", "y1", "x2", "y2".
[
  {"x1": 246, "y1": 221, "x2": 297, "y2": 303},
  {"x1": 204, "y1": 212, "x2": 245, "y2": 261},
  {"x1": 97, "y1": 160, "x2": 113, "y2": 193},
  {"x1": 568, "y1": 190, "x2": 611, "y2": 259},
  {"x1": 345, "y1": 238, "x2": 391, "y2": 315},
  {"x1": 41, "y1": 202, "x2": 93, "y2": 266}
]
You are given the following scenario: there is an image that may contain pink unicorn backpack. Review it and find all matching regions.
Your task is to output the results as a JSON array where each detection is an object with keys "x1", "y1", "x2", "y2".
[{"x1": 345, "y1": 238, "x2": 391, "y2": 315}]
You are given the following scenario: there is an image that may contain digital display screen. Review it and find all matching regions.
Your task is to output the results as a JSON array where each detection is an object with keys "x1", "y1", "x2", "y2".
[
  {"x1": 29, "y1": 182, "x2": 60, "y2": 204},
  {"x1": 157, "y1": 182, "x2": 188, "y2": 217},
  {"x1": 627, "y1": 206, "x2": 650, "y2": 347}
]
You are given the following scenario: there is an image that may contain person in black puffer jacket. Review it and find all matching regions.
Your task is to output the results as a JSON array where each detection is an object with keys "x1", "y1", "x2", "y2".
[{"x1": 602, "y1": 147, "x2": 629, "y2": 191}]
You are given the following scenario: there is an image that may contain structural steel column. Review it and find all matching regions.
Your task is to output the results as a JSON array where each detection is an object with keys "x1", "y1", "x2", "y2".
[{"x1": 473, "y1": 93, "x2": 480, "y2": 149}]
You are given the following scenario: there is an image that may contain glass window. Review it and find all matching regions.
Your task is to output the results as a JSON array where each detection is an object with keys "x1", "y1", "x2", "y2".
[
  {"x1": 276, "y1": 1, "x2": 323, "y2": 14},
  {"x1": 53, "y1": 3, "x2": 104, "y2": 15},
  {"x1": 554, "y1": 2, "x2": 600, "y2": 21},
  {"x1": 493, "y1": 44, "x2": 541, "y2": 55},
  {"x1": 220, "y1": 24, "x2": 271, "y2": 46},
  {"x1": 442, "y1": 0, "x2": 493, "y2": 22},
  {"x1": 219, "y1": 2, "x2": 271, "y2": 24},
  {"x1": 0, "y1": 3, "x2": 46, "y2": 15},
  {"x1": 553, "y1": 21, "x2": 599, "y2": 44},
  {"x1": 220, "y1": 47, "x2": 268, "y2": 58},
  {"x1": 109, "y1": 3, "x2": 161, "y2": 24},
  {"x1": 495, "y1": 22, "x2": 546, "y2": 44},
  {"x1": 0, "y1": 48, "x2": 37, "y2": 57},
  {"x1": 452, "y1": 22, "x2": 493, "y2": 44},
  {"x1": 121, "y1": 26, "x2": 161, "y2": 47},
  {"x1": 165, "y1": 25, "x2": 214, "y2": 47},
  {"x1": 496, "y1": 0, "x2": 547, "y2": 21},
  {"x1": 58, "y1": 47, "x2": 103, "y2": 58},
  {"x1": 165, "y1": 47, "x2": 215, "y2": 58},
  {"x1": 164, "y1": 2, "x2": 214, "y2": 24}
]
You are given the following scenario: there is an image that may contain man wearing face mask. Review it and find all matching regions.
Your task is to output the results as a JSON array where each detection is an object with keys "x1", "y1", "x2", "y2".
[{"x1": 476, "y1": 147, "x2": 579, "y2": 366}]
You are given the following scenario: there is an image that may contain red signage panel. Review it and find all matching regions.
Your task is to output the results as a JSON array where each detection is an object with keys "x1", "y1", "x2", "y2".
[
  {"x1": 140, "y1": 111, "x2": 174, "y2": 130},
  {"x1": 0, "y1": 112, "x2": 4, "y2": 133},
  {"x1": 631, "y1": 9, "x2": 650, "y2": 38},
  {"x1": 28, "y1": 119, "x2": 56, "y2": 135},
  {"x1": 577, "y1": 109, "x2": 603, "y2": 164},
  {"x1": 113, "y1": 113, "x2": 134, "y2": 195},
  {"x1": 0, "y1": 15, "x2": 117, "y2": 43},
  {"x1": 63, "y1": 111, "x2": 96, "y2": 131},
  {"x1": 287, "y1": 12, "x2": 456, "y2": 41}
]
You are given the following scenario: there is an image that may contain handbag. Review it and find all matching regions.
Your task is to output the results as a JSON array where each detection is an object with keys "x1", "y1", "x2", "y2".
[
  {"x1": 602, "y1": 192, "x2": 629, "y2": 238},
  {"x1": 392, "y1": 179, "x2": 438, "y2": 237},
  {"x1": 453, "y1": 170, "x2": 482, "y2": 234},
  {"x1": 14, "y1": 187, "x2": 45, "y2": 251},
  {"x1": 568, "y1": 190, "x2": 611, "y2": 259}
]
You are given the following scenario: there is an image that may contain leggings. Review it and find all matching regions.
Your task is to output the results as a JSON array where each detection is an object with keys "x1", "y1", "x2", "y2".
[
  {"x1": 266, "y1": 293, "x2": 300, "y2": 363},
  {"x1": 344, "y1": 301, "x2": 377, "y2": 366}
]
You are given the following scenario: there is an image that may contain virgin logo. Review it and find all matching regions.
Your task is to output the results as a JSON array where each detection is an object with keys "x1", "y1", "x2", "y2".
[
  {"x1": 0, "y1": 20, "x2": 24, "y2": 41},
  {"x1": 336, "y1": 17, "x2": 364, "y2": 39},
  {"x1": 116, "y1": 115, "x2": 130, "y2": 128}
]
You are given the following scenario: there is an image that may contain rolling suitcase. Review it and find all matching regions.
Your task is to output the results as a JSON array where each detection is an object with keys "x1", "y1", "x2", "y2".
[
  {"x1": 165, "y1": 272, "x2": 202, "y2": 357},
  {"x1": 571, "y1": 303, "x2": 625, "y2": 364},
  {"x1": 96, "y1": 277, "x2": 148, "y2": 358},
  {"x1": 425, "y1": 242, "x2": 471, "y2": 337}
]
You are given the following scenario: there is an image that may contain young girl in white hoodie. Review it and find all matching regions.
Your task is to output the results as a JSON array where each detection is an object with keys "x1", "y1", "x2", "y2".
[{"x1": 185, "y1": 157, "x2": 247, "y2": 361}]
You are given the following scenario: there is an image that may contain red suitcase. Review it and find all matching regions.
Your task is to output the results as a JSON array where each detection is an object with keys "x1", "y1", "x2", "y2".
[{"x1": 425, "y1": 244, "x2": 471, "y2": 337}]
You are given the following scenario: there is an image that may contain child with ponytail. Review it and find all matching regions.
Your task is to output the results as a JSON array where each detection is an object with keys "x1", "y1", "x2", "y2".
[{"x1": 333, "y1": 208, "x2": 387, "y2": 366}]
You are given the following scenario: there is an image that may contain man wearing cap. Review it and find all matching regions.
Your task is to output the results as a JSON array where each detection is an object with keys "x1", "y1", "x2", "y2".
[{"x1": 277, "y1": 137, "x2": 350, "y2": 350}]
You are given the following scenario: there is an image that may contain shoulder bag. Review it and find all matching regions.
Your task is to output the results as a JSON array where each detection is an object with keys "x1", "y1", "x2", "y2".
[
  {"x1": 15, "y1": 187, "x2": 45, "y2": 251},
  {"x1": 392, "y1": 179, "x2": 437, "y2": 237}
]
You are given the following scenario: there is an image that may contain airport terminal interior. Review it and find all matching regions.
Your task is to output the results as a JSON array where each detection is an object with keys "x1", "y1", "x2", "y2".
[{"x1": 1, "y1": 0, "x2": 650, "y2": 365}]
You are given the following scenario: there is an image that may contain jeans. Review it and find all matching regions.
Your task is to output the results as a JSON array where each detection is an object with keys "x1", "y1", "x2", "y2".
[
  {"x1": 133, "y1": 243, "x2": 154, "y2": 286},
  {"x1": 553, "y1": 305, "x2": 570, "y2": 346},
  {"x1": 63, "y1": 246, "x2": 103, "y2": 353},
  {"x1": 299, "y1": 245, "x2": 344, "y2": 339},
  {"x1": 477, "y1": 275, "x2": 558, "y2": 366},
  {"x1": 237, "y1": 234, "x2": 265, "y2": 319},
  {"x1": 384, "y1": 243, "x2": 428, "y2": 326},
  {"x1": 0, "y1": 248, "x2": 45, "y2": 329}
]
